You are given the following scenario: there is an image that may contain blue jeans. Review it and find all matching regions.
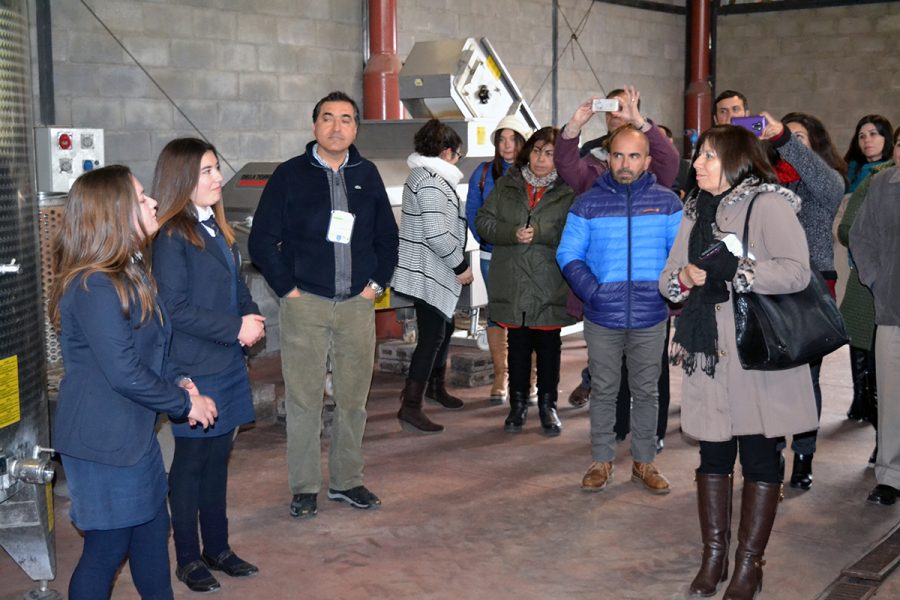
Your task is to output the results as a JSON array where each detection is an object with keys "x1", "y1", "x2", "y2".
[
  {"x1": 69, "y1": 501, "x2": 173, "y2": 600},
  {"x1": 481, "y1": 257, "x2": 498, "y2": 328}
]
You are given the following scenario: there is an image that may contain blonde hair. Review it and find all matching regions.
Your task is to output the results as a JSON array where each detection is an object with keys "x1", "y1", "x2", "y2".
[{"x1": 49, "y1": 165, "x2": 158, "y2": 326}]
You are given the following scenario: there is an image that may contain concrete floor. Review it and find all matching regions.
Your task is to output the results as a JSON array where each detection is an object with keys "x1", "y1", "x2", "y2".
[{"x1": 2, "y1": 340, "x2": 898, "y2": 599}]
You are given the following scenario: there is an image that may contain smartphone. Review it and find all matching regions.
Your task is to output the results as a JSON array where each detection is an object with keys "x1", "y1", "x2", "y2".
[
  {"x1": 732, "y1": 115, "x2": 767, "y2": 137},
  {"x1": 592, "y1": 98, "x2": 620, "y2": 112}
]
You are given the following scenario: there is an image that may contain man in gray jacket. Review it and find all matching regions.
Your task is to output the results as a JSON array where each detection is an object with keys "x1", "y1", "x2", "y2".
[{"x1": 850, "y1": 164, "x2": 900, "y2": 506}]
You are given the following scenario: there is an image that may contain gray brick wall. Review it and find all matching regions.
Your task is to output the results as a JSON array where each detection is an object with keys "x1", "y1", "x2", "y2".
[
  {"x1": 716, "y1": 4, "x2": 900, "y2": 156},
  {"x1": 41, "y1": 1, "x2": 685, "y2": 186}
]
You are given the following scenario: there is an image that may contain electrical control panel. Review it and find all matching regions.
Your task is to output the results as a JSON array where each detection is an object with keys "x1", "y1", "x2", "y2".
[{"x1": 34, "y1": 127, "x2": 105, "y2": 192}]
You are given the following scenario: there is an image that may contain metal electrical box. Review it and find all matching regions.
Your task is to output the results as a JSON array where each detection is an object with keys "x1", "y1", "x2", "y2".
[{"x1": 34, "y1": 127, "x2": 104, "y2": 193}]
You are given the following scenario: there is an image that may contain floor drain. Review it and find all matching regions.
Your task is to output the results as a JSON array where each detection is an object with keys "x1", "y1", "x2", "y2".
[
  {"x1": 815, "y1": 580, "x2": 876, "y2": 600},
  {"x1": 842, "y1": 524, "x2": 900, "y2": 581}
]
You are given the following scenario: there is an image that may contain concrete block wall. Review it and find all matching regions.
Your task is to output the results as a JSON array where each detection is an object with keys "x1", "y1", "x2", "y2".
[
  {"x1": 44, "y1": 0, "x2": 365, "y2": 185},
  {"x1": 716, "y1": 3, "x2": 900, "y2": 154},
  {"x1": 40, "y1": 1, "x2": 685, "y2": 185}
]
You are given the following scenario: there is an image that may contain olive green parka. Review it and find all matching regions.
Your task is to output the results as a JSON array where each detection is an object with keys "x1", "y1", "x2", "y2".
[{"x1": 476, "y1": 168, "x2": 576, "y2": 328}]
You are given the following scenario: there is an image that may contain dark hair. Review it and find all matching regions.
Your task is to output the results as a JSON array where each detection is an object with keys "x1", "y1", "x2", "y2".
[
  {"x1": 49, "y1": 165, "x2": 158, "y2": 326},
  {"x1": 714, "y1": 90, "x2": 748, "y2": 111},
  {"x1": 607, "y1": 88, "x2": 640, "y2": 111},
  {"x1": 413, "y1": 118, "x2": 462, "y2": 158},
  {"x1": 695, "y1": 125, "x2": 777, "y2": 188},
  {"x1": 312, "y1": 91, "x2": 360, "y2": 125},
  {"x1": 781, "y1": 112, "x2": 848, "y2": 183},
  {"x1": 491, "y1": 129, "x2": 527, "y2": 181},
  {"x1": 658, "y1": 124, "x2": 674, "y2": 140},
  {"x1": 152, "y1": 137, "x2": 235, "y2": 249},
  {"x1": 843, "y1": 114, "x2": 894, "y2": 165},
  {"x1": 516, "y1": 126, "x2": 558, "y2": 169}
]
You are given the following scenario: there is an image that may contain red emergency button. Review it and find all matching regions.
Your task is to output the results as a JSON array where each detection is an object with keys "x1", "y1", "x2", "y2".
[{"x1": 58, "y1": 133, "x2": 72, "y2": 150}]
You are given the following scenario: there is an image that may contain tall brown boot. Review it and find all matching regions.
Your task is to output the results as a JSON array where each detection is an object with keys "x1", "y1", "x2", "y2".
[
  {"x1": 398, "y1": 379, "x2": 444, "y2": 434},
  {"x1": 690, "y1": 472, "x2": 733, "y2": 597},
  {"x1": 723, "y1": 480, "x2": 781, "y2": 600},
  {"x1": 425, "y1": 366, "x2": 464, "y2": 410},
  {"x1": 487, "y1": 327, "x2": 508, "y2": 404}
]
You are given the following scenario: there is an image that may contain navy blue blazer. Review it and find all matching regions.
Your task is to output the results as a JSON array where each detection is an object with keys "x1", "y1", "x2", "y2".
[
  {"x1": 53, "y1": 272, "x2": 191, "y2": 466},
  {"x1": 152, "y1": 222, "x2": 260, "y2": 377}
]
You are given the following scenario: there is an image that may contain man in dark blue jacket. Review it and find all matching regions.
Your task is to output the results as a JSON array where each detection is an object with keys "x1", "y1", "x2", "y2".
[
  {"x1": 249, "y1": 91, "x2": 398, "y2": 519},
  {"x1": 557, "y1": 125, "x2": 682, "y2": 495}
]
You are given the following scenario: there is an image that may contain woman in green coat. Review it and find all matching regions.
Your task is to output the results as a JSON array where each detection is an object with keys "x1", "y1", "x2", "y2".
[{"x1": 476, "y1": 126, "x2": 576, "y2": 436}]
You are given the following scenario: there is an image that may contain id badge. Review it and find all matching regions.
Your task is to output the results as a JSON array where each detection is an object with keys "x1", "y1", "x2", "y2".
[{"x1": 326, "y1": 210, "x2": 355, "y2": 244}]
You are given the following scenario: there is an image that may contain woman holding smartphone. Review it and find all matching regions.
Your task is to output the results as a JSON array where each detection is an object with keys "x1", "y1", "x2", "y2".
[
  {"x1": 51, "y1": 165, "x2": 217, "y2": 600},
  {"x1": 152, "y1": 138, "x2": 265, "y2": 593},
  {"x1": 476, "y1": 126, "x2": 575, "y2": 435}
]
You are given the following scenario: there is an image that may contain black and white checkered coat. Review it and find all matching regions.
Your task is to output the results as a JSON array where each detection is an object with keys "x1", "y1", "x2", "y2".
[{"x1": 391, "y1": 154, "x2": 468, "y2": 321}]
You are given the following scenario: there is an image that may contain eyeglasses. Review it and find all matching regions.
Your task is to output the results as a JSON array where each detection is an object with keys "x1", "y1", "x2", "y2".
[{"x1": 451, "y1": 149, "x2": 462, "y2": 159}]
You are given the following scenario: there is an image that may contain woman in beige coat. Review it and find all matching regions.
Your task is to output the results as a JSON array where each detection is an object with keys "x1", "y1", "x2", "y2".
[{"x1": 659, "y1": 125, "x2": 817, "y2": 599}]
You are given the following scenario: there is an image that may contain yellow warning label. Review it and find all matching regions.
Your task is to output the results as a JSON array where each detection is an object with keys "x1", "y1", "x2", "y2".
[
  {"x1": 374, "y1": 288, "x2": 392, "y2": 311},
  {"x1": 46, "y1": 483, "x2": 54, "y2": 532},
  {"x1": 476, "y1": 127, "x2": 487, "y2": 146},
  {"x1": 0, "y1": 355, "x2": 20, "y2": 429},
  {"x1": 485, "y1": 56, "x2": 501, "y2": 80}
]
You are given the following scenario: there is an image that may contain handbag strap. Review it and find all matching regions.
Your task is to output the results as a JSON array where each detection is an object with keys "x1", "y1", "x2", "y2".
[{"x1": 740, "y1": 192, "x2": 761, "y2": 258}]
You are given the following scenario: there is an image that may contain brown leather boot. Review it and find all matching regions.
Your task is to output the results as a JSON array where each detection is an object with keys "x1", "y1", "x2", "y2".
[
  {"x1": 723, "y1": 480, "x2": 781, "y2": 600},
  {"x1": 425, "y1": 366, "x2": 464, "y2": 410},
  {"x1": 690, "y1": 472, "x2": 733, "y2": 597},
  {"x1": 486, "y1": 327, "x2": 508, "y2": 404},
  {"x1": 398, "y1": 379, "x2": 444, "y2": 434}
]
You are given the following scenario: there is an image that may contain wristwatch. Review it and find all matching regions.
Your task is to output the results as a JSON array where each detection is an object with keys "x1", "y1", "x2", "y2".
[{"x1": 367, "y1": 280, "x2": 385, "y2": 299}]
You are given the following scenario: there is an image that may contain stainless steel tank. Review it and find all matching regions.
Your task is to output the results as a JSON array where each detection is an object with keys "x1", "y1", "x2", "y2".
[{"x1": 0, "y1": 0, "x2": 58, "y2": 591}]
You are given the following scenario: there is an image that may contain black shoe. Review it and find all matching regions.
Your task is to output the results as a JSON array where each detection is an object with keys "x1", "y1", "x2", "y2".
[
  {"x1": 504, "y1": 391, "x2": 528, "y2": 433},
  {"x1": 778, "y1": 452, "x2": 785, "y2": 483},
  {"x1": 867, "y1": 484, "x2": 898, "y2": 506},
  {"x1": 328, "y1": 485, "x2": 381, "y2": 509},
  {"x1": 615, "y1": 432, "x2": 627, "y2": 443},
  {"x1": 868, "y1": 445, "x2": 878, "y2": 468},
  {"x1": 789, "y1": 453, "x2": 813, "y2": 491},
  {"x1": 655, "y1": 438, "x2": 664, "y2": 454},
  {"x1": 176, "y1": 560, "x2": 221, "y2": 593},
  {"x1": 202, "y1": 549, "x2": 258, "y2": 578},
  {"x1": 537, "y1": 392, "x2": 562, "y2": 437},
  {"x1": 290, "y1": 493, "x2": 318, "y2": 518}
]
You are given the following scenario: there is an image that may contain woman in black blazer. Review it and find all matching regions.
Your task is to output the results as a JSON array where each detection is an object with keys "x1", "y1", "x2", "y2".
[
  {"x1": 152, "y1": 138, "x2": 265, "y2": 593},
  {"x1": 50, "y1": 165, "x2": 217, "y2": 600}
]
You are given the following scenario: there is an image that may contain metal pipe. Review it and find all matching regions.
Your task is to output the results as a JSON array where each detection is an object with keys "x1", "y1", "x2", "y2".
[
  {"x1": 684, "y1": 0, "x2": 712, "y2": 156},
  {"x1": 552, "y1": 0, "x2": 559, "y2": 126},
  {"x1": 363, "y1": 0, "x2": 403, "y2": 120}
]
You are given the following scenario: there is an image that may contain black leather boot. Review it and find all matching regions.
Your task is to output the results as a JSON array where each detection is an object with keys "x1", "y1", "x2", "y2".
[
  {"x1": 425, "y1": 366, "x2": 464, "y2": 410},
  {"x1": 690, "y1": 472, "x2": 733, "y2": 597},
  {"x1": 504, "y1": 391, "x2": 529, "y2": 433},
  {"x1": 847, "y1": 347, "x2": 868, "y2": 420},
  {"x1": 398, "y1": 379, "x2": 444, "y2": 434},
  {"x1": 789, "y1": 453, "x2": 813, "y2": 491},
  {"x1": 723, "y1": 480, "x2": 781, "y2": 600},
  {"x1": 537, "y1": 392, "x2": 562, "y2": 436}
]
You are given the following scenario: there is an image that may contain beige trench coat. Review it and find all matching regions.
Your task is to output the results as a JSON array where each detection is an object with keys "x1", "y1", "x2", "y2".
[{"x1": 659, "y1": 180, "x2": 819, "y2": 442}]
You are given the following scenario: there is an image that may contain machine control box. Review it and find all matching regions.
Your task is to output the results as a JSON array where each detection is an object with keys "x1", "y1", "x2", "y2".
[{"x1": 34, "y1": 127, "x2": 105, "y2": 192}]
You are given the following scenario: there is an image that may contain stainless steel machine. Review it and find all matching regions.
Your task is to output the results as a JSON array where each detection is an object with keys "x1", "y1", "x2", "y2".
[
  {"x1": 223, "y1": 38, "x2": 540, "y2": 348},
  {"x1": 0, "y1": 2, "x2": 61, "y2": 598}
]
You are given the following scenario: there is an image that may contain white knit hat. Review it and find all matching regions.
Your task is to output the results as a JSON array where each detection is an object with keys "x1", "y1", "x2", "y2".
[{"x1": 492, "y1": 115, "x2": 533, "y2": 146}]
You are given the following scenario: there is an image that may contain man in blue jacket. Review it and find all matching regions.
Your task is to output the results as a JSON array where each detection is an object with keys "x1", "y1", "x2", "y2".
[
  {"x1": 557, "y1": 124, "x2": 682, "y2": 494},
  {"x1": 249, "y1": 91, "x2": 399, "y2": 518}
]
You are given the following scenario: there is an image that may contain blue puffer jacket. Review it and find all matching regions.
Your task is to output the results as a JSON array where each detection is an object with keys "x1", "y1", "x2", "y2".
[{"x1": 557, "y1": 170, "x2": 682, "y2": 329}]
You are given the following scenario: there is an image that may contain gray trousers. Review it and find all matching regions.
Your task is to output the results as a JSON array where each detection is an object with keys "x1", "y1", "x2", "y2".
[
  {"x1": 280, "y1": 293, "x2": 375, "y2": 494},
  {"x1": 585, "y1": 319, "x2": 666, "y2": 464},
  {"x1": 875, "y1": 325, "x2": 900, "y2": 488}
]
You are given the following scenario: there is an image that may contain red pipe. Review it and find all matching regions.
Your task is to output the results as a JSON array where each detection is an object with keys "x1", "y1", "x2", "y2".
[
  {"x1": 684, "y1": 0, "x2": 712, "y2": 155},
  {"x1": 363, "y1": 0, "x2": 403, "y2": 120}
]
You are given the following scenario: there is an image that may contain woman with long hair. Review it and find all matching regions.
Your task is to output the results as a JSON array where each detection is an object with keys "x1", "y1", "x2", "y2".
[
  {"x1": 758, "y1": 110, "x2": 846, "y2": 490},
  {"x1": 152, "y1": 138, "x2": 265, "y2": 592},
  {"x1": 843, "y1": 114, "x2": 894, "y2": 192},
  {"x1": 477, "y1": 127, "x2": 576, "y2": 435},
  {"x1": 51, "y1": 165, "x2": 216, "y2": 599},
  {"x1": 393, "y1": 119, "x2": 472, "y2": 433},
  {"x1": 466, "y1": 116, "x2": 532, "y2": 404},
  {"x1": 660, "y1": 125, "x2": 817, "y2": 598}
]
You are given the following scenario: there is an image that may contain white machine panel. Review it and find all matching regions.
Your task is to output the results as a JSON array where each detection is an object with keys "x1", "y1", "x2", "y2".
[{"x1": 34, "y1": 127, "x2": 105, "y2": 192}]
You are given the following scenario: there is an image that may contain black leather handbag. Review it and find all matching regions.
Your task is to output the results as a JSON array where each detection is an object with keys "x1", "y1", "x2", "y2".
[{"x1": 732, "y1": 194, "x2": 848, "y2": 370}]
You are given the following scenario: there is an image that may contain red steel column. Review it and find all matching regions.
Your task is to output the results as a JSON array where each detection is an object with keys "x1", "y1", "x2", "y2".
[
  {"x1": 684, "y1": 0, "x2": 712, "y2": 154},
  {"x1": 363, "y1": 0, "x2": 403, "y2": 120}
]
